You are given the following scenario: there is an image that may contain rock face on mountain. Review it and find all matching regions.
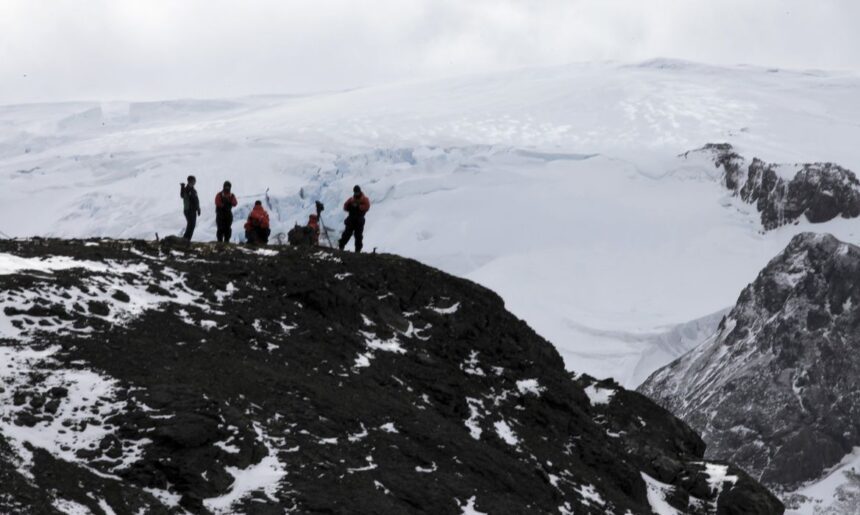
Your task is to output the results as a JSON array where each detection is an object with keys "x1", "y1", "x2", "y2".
[
  {"x1": 0, "y1": 239, "x2": 781, "y2": 514},
  {"x1": 690, "y1": 143, "x2": 860, "y2": 229},
  {"x1": 640, "y1": 233, "x2": 860, "y2": 491}
]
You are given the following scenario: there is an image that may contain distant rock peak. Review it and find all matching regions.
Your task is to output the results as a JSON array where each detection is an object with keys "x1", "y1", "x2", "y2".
[{"x1": 686, "y1": 143, "x2": 860, "y2": 230}]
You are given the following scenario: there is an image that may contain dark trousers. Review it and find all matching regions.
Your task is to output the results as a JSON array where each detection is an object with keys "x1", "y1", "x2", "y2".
[
  {"x1": 246, "y1": 227, "x2": 271, "y2": 245},
  {"x1": 183, "y1": 210, "x2": 197, "y2": 241},
  {"x1": 216, "y1": 214, "x2": 233, "y2": 243},
  {"x1": 339, "y1": 217, "x2": 365, "y2": 252}
]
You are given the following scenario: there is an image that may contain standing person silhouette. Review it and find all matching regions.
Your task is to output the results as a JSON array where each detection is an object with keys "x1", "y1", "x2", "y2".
[
  {"x1": 338, "y1": 185, "x2": 370, "y2": 253},
  {"x1": 180, "y1": 175, "x2": 201, "y2": 241},
  {"x1": 215, "y1": 181, "x2": 238, "y2": 242}
]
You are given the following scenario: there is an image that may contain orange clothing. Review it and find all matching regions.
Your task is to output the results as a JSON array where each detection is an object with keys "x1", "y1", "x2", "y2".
[
  {"x1": 343, "y1": 194, "x2": 370, "y2": 216},
  {"x1": 244, "y1": 205, "x2": 270, "y2": 231},
  {"x1": 307, "y1": 215, "x2": 320, "y2": 244},
  {"x1": 215, "y1": 192, "x2": 238, "y2": 209}
]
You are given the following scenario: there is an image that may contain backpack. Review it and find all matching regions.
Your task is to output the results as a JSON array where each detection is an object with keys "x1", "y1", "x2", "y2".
[{"x1": 288, "y1": 224, "x2": 314, "y2": 246}]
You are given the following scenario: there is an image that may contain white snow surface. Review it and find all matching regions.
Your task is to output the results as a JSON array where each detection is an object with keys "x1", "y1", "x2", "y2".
[
  {"x1": 0, "y1": 255, "x2": 218, "y2": 499},
  {"x1": 0, "y1": 345, "x2": 148, "y2": 473},
  {"x1": 701, "y1": 463, "x2": 738, "y2": 497},
  {"x1": 458, "y1": 496, "x2": 487, "y2": 515},
  {"x1": 0, "y1": 253, "x2": 112, "y2": 275},
  {"x1": 493, "y1": 420, "x2": 519, "y2": 446},
  {"x1": 641, "y1": 472, "x2": 684, "y2": 515},
  {"x1": 584, "y1": 385, "x2": 616, "y2": 406},
  {"x1": 786, "y1": 447, "x2": 860, "y2": 515},
  {"x1": 576, "y1": 484, "x2": 606, "y2": 507},
  {"x1": 0, "y1": 259, "x2": 200, "y2": 341},
  {"x1": 52, "y1": 499, "x2": 91, "y2": 515},
  {"x1": 515, "y1": 379, "x2": 544, "y2": 396},
  {"x1": 203, "y1": 424, "x2": 287, "y2": 513},
  {"x1": 2, "y1": 60, "x2": 860, "y2": 387}
]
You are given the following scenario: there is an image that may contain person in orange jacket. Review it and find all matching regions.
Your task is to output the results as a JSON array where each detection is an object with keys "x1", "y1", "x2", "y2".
[
  {"x1": 244, "y1": 200, "x2": 271, "y2": 245},
  {"x1": 215, "y1": 181, "x2": 238, "y2": 243},
  {"x1": 307, "y1": 214, "x2": 321, "y2": 245},
  {"x1": 338, "y1": 185, "x2": 370, "y2": 252}
]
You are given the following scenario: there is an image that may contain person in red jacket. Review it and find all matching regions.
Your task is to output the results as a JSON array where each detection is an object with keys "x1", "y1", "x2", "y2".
[
  {"x1": 244, "y1": 201, "x2": 271, "y2": 245},
  {"x1": 338, "y1": 185, "x2": 370, "y2": 252},
  {"x1": 215, "y1": 181, "x2": 238, "y2": 243},
  {"x1": 307, "y1": 214, "x2": 321, "y2": 245}
]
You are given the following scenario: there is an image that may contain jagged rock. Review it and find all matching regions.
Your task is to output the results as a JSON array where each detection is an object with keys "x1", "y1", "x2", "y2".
[
  {"x1": 687, "y1": 143, "x2": 860, "y2": 229},
  {"x1": 112, "y1": 289, "x2": 131, "y2": 303},
  {"x1": 86, "y1": 300, "x2": 110, "y2": 317},
  {"x1": 48, "y1": 387, "x2": 68, "y2": 398},
  {"x1": 0, "y1": 239, "x2": 783, "y2": 514},
  {"x1": 640, "y1": 233, "x2": 860, "y2": 490},
  {"x1": 159, "y1": 235, "x2": 191, "y2": 249}
]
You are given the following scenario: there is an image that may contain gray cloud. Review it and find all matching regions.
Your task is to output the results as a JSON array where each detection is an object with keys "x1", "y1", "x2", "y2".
[{"x1": 1, "y1": 0, "x2": 858, "y2": 104}]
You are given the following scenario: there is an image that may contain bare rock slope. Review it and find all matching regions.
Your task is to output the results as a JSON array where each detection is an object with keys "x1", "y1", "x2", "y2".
[
  {"x1": 0, "y1": 239, "x2": 781, "y2": 514},
  {"x1": 641, "y1": 233, "x2": 860, "y2": 491}
]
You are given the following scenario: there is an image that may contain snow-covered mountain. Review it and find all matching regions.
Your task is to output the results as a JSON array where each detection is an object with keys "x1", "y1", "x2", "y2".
[
  {"x1": 0, "y1": 238, "x2": 783, "y2": 514},
  {"x1": 2, "y1": 59, "x2": 860, "y2": 388},
  {"x1": 640, "y1": 233, "x2": 860, "y2": 514}
]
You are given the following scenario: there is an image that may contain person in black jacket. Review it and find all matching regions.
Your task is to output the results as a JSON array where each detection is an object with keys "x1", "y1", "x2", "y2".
[
  {"x1": 215, "y1": 180, "x2": 238, "y2": 242},
  {"x1": 180, "y1": 175, "x2": 201, "y2": 241}
]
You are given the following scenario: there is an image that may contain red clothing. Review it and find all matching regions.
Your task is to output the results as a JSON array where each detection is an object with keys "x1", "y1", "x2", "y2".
[
  {"x1": 215, "y1": 192, "x2": 238, "y2": 209},
  {"x1": 307, "y1": 215, "x2": 320, "y2": 244},
  {"x1": 244, "y1": 205, "x2": 270, "y2": 231},
  {"x1": 343, "y1": 194, "x2": 370, "y2": 215}
]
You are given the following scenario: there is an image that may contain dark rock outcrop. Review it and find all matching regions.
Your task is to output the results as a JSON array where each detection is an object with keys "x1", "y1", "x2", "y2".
[
  {"x1": 688, "y1": 143, "x2": 860, "y2": 229},
  {"x1": 640, "y1": 233, "x2": 860, "y2": 490},
  {"x1": 0, "y1": 239, "x2": 782, "y2": 514}
]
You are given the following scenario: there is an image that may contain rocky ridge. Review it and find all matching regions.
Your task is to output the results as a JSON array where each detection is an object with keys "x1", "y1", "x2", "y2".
[
  {"x1": 687, "y1": 143, "x2": 860, "y2": 229},
  {"x1": 0, "y1": 238, "x2": 782, "y2": 514}
]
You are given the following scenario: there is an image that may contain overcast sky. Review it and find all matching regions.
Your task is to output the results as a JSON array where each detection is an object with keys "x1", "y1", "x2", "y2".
[{"x1": 1, "y1": 0, "x2": 859, "y2": 104}]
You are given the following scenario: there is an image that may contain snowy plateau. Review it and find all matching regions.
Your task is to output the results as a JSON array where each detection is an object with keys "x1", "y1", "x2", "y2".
[{"x1": 2, "y1": 59, "x2": 860, "y2": 513}]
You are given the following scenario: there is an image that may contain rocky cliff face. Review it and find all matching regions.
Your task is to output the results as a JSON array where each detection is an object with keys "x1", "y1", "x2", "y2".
[
  {"x1": 0, "y1": 238, "x2": 781, "y2": 514},
  {"x1": 640, "y1": 233, "x2": 860, "y2": 491},
  {"x1": 689, "y1": 143, "x2": 860, "y2": 229}
]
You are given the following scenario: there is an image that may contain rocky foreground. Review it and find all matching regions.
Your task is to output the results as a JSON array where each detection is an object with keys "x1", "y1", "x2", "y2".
[{"x1": 0, "y1": 238, "x2": 781, "y2": 514}]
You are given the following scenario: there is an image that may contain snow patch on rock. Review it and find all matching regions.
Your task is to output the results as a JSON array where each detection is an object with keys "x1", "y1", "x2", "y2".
[
  {"x1": 641, "y1": 472, "x2": 683, "y2": 515},
  {"x1": 584, "y1": 385, "x2": 615, "y2": 406},
  {"x1": 515, "y1": 379, "x2": 544, "y2": 396}
]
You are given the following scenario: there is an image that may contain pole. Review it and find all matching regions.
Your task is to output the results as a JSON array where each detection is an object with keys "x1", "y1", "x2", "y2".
[{"x1": 315, "y1": 201, "x2": 334, "y2": 248}]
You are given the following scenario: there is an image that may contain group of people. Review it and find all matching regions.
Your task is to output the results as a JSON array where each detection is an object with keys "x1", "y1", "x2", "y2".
[{"x1": 178, "y1": 176, "x2": 370, "y2": 251}]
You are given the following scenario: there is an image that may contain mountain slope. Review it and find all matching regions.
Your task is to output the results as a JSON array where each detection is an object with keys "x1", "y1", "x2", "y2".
[
  {"x1": 0, "y1": 238, "x2": 782, "y2": 514},
  {"x1": 639, "y1": 233, "x2": 860, "y2": 511},
  {"x1": 2, "y1": 61, "x2": 860, "y2": 387}
]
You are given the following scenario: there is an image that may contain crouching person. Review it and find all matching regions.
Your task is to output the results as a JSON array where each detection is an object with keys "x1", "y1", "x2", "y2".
[
  {"x1": 287, "y1": 214, "x2": 320, "y2": 246},
  {"x1": 244, "y1": 201, "x2": 271, "y2": 245}
]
